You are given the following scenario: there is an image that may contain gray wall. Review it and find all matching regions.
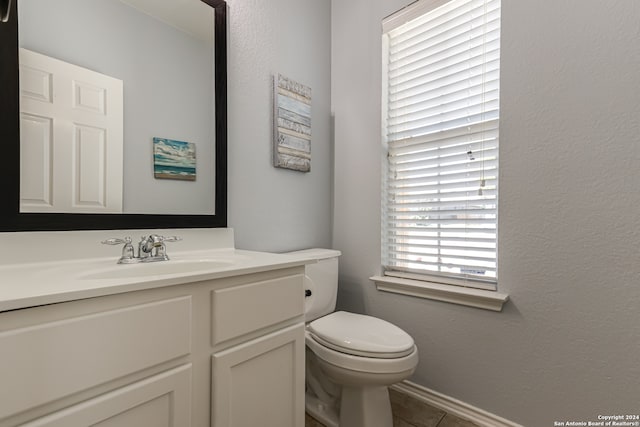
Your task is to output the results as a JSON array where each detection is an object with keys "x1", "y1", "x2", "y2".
[
  {"x1": 226, "y1": 0, "x2": 333, "y2": 252},
  {"x1": 19, "y1": 0, "x2": 215, "y2": 214},
  {"x1": 332, "y1": 0, "x2": 640, "y2": 426}
]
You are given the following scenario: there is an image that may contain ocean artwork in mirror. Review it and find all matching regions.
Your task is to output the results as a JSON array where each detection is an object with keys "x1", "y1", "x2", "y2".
[
  {"x1": 0, "y1": 0, "x2": 227, "y2": 231},
  {"x1": 273, "y1": 74, "x2": 312, "y2": 172},
  {"x1": 154, "y1": 138, "x2": 197, "y2": 181}
]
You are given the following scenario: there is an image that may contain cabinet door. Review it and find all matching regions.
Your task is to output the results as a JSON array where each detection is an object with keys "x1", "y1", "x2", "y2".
[
  {"x1": 211, "y1": 323, "x2": 305, "y2": 427},
  {"x1": 20, "y1": 365, "x2": 191, "y2": 427}
]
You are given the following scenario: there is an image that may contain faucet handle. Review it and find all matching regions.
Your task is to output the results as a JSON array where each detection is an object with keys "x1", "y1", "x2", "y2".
[
  {"x1": 102, "y1": 237, "x2": 135, "y2": 263},
  {"x1": 155, "y1": 236, "x2": 181, "y2": 259},
  {"x1": 101, "y1": 237, "x2": 132, "y2": 245}
]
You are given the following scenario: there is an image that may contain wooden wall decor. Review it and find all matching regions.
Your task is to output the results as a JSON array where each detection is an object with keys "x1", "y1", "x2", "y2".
[{"x1": 273, "y1": 74, "x2": 311, "y2": 172}]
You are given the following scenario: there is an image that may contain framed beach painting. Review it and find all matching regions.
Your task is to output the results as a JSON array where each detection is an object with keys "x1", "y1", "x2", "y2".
[{"x1": 153, "y1": 137, "x2": 196, "y2": 181}]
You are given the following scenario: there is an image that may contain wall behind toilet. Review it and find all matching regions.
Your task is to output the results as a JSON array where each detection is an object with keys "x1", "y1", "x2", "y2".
[
  {"x1": 331, "y1": 0, "x2": 640, "y2": 426},
  {"x1": 226, "y1": 0, "x2": 333, "y2": 252}
]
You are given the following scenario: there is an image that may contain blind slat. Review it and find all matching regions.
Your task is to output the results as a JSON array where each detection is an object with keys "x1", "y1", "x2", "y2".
[
  {"x1": 389, "y1": 195, "x2": 497, "y2": 208},
  {"x1": 388, "y1": 248, "x2": 496, "y2": 261},
  {"x1": 388, "y1": 119, "x2": 499, "y2": 149},
  {"x1": 388, "y1": 257, "x2": 497, "y2": 271},
  {"x1": 387, "y1": 109, "x2": 499, "y2": 142},
  {"x1": 388, "y1": 226, "x2": 496, "y2": 235},
  {"x1": 388, "y1": 236, "x2": 496, "y2": 246},
  {"x1": 388, "y1": 220, "x2": 496, "y2": 229},
  {"x1": 391, "y1": 170, "x2": 497, "y2": 186},
  {"x1": 390, "y1": 135, "x2": 497, "y2": 158},
  {"x1": 392, "y1": 165, "x2": 497, "y2": 183},
  {"x1": 389, "y1": 257, "x2": 496, "y2": 270},
  {"x1": 391, "y1": 147, "x2": 497, "y2": 170},
  {"x1": 389, "y1": 159, "x2": 498, "y2": 182},
  {"x1": 386, "y1": 195, "x2": 497, "y2": 209}
]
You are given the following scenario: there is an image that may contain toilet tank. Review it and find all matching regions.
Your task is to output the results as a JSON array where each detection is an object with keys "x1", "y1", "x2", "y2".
[{"x1": 285, "y1": 248, "x2": 341, "y2": 322}]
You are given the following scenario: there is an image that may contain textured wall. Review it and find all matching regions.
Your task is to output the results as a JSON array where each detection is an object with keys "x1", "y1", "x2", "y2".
[
  {"x1": 226, "y1": 0, "x2": 333, "y2": 252},
  {"x1": 332, "y1": 0, "x2": 640, "y2": 426}
]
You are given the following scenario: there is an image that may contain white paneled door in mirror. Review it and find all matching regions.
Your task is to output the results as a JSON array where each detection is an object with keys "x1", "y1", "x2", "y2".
[{"x1": 19, "y1": 48, "x2": 124, "y2": 213}]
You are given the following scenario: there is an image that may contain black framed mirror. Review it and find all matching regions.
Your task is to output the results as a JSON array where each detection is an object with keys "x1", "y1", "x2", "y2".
[{"x1": 0, "y1": 0, "x2": 227, "y2": 231}]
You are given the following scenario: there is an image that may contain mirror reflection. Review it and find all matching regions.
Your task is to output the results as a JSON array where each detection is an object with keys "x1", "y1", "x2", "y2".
[{"x1": 18, "y1": 0, "x2": 216, "y2": 215}]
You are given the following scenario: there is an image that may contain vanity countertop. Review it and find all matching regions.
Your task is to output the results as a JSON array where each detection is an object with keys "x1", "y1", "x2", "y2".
[{"x1": 0, "y1": 229, "x2": 313, "y2": 312}]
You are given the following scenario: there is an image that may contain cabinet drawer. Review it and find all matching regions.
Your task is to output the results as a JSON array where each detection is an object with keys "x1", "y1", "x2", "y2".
[
  {"x1": 20, "y1": 364, "x2": 192, "y2": 427},
  {"x1": 0, "y1": 296, "x2": 191, "y2": 420},
  {"x1": 211, "y1": 274, "x2": 303, "y2": 345}
]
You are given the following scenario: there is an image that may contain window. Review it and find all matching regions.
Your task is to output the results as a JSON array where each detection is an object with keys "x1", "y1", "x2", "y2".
[{"x1": 381, "y1": 0, "x2": 500, "y2": 290}]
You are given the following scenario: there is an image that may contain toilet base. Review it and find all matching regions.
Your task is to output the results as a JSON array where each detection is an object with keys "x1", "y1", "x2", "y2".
[
  {"x1": 306, "y1": 385, "x2": 394, "y2": 427},
  {"x1": 305, "y1": 393, "x2": 339, "y2": 427},
  {"x1": 339, "y1": 385, "x2": 393, "y2": 427},
  {"x1": 306, "y1": 334, "x2": 418, "y2": 427}
]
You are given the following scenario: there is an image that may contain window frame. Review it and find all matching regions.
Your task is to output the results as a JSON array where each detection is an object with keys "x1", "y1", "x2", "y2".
[{"x1": 379, "y1": 0, "x2": 502, "y2": 295}]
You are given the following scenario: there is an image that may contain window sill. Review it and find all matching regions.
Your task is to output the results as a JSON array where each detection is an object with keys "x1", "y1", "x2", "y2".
[{"x1": 370, "y1": 275, "x2": 509, "y2": 312}]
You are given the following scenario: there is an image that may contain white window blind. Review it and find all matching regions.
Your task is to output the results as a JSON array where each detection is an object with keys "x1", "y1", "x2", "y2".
[{"x1": 382, "y1": 0, "x2": 500, "y2": 289}]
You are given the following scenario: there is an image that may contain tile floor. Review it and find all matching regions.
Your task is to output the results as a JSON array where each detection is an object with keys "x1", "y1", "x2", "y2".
[{"x1": 305, "y1": 389, "x2": 481, "y2": 427}]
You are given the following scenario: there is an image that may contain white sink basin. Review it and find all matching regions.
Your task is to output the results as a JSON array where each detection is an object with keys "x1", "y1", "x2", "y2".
[{"x1": 79, "y1": 259, "x2": 236, "y2": 280}]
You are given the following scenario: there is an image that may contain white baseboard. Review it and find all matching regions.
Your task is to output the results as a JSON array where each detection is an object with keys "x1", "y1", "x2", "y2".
[{"x1": 390, "y1": 381, "x2": 523, "y2": 427}]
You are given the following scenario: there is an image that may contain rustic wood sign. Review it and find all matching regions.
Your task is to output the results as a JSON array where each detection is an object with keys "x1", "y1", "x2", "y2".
[{"x1": 273, "y1": 74, "x2": 311, "y2": 172}]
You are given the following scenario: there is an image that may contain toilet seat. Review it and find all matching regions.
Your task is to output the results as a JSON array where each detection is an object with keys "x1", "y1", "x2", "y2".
[
  {"x1": 308, "y1": 311, "x2": 415, "y2": 359},
  {"x1": 306, "y1": 330, "x2": 418, "y2": 374}
]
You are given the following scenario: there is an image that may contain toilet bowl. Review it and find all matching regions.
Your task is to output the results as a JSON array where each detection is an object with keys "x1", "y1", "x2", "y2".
[{"x1": 285, "y1": 249, "x2": 418, "y2": 427}]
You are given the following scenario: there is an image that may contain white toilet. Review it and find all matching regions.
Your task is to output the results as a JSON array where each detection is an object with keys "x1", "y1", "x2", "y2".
[{"x1": 287, "y1": 249, "x2": 418, "y2": 427}]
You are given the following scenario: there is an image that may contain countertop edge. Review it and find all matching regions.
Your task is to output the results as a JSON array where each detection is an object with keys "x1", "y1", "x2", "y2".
[{"x1": 0, "y1": 256, "x2": 312, "y2": 312}]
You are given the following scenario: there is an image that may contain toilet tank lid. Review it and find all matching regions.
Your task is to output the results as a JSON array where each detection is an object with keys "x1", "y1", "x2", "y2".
[{"x1": 284, "y1": 248, "x2": 341, "y2": 261}]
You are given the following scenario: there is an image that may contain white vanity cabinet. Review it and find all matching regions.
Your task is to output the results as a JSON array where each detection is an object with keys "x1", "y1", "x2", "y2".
[
  {"x1": 210, "y1": 275, "x2": 306, "y2": 427},
  {"x1": 0, "y1": 266, "x2": 306, "y2": 427}
]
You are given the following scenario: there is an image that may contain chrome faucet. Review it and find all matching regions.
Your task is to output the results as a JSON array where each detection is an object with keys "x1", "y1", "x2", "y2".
[{"x1": 102, "y1": 234, "x2": 182, "y2": 264}]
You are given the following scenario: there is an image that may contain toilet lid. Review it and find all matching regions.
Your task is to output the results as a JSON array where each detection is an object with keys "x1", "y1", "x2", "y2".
[{"x1": 308, "y1": 311, "x2": 415, "y2": 359}]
